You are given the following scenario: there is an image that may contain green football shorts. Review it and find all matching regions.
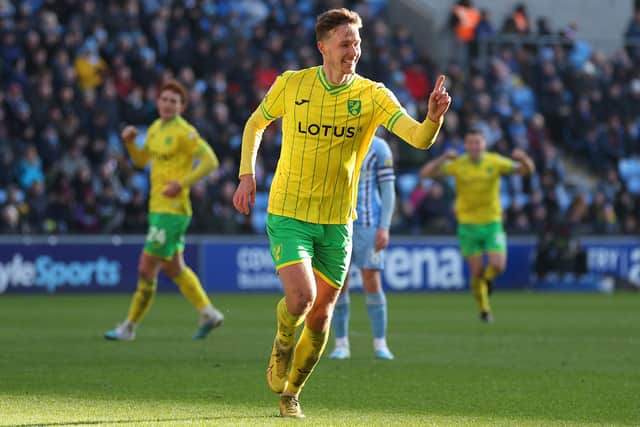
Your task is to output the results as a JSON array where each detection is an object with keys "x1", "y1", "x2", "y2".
[
  {"x1": 266, "y1": 213, "x2": 352, "y2": 289},
  {"x1": 457, "y1": 221, "x2": 507, "y2": 257},
  {"x1": 143, "y1": 212, "x2": 191, "y2": 259}
]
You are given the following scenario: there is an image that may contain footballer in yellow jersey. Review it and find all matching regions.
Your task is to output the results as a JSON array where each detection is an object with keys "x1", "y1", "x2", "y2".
[
  {"x1": 104, "y1": 80, "x2": 224, "y2": 342},
  {"x1": 420, "y1": 129, "x2": 535, "y2": 323},
  {"x1": 239, "y1": 66, "x2": 443, "y2": 225},
  {"x1": 233, "y1": 8, "x2": 452, "y2": 419}
]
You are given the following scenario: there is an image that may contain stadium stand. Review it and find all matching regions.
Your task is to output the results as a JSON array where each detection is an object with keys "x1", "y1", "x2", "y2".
[{"x1": 0, "y1": 0, "x2": 638, "y2": 236}]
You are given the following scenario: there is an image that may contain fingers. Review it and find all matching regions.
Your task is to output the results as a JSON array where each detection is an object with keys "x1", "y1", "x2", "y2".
[
  {"x1": 433, "y1": 74, "x2": 446, "y2": 92},
  {"x1": 233, "y1": 192, "x2": 246, "y2": 215},
  {"x1": 233, "y1": 190, "x2": 252, "y2": 215}
]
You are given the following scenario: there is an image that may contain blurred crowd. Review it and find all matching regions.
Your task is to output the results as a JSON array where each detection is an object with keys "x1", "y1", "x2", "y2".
[
  {"x1": 0, "y1": 0, "x2": 638, "y2": 237},
  {"x1": 400, "y1": 1, "x2": 640, "y2": 236}
]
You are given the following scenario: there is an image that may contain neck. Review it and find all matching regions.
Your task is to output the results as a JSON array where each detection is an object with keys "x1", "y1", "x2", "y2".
[
  {"x1": 160, "y1": 115, "x2": 177, "y2": 124},
  {"x1": 322, "y1": 65, "x2": 352, "y2": 86}
]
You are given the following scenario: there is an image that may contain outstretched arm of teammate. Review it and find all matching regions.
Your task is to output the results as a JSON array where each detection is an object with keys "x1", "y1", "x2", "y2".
[
  {"x1": 391, "y1": 75, "x2": 452, "y2": 150},
  {"x1": 122, "y1": 125, "x2": 150, "y2": 168},
  {"x1": 511, "y1": 148, "x2": 535, "y2": 176},
  {"x1": 419, "y1": 149, "x2": 458, "y2": 179}
]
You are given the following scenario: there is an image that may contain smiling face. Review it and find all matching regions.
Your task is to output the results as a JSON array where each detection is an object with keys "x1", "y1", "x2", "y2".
[
  {"x1": 156, "y1": 89, "x2": 183, "y2": 121},
  {"x1": 318, "y1": 23, "x2": 361, "y2": 79}
]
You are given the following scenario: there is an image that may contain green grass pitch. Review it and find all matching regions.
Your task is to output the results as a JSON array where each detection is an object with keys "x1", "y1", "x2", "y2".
[{"x1": 0, "y1": 292, "x2": 638, "y2": 426}]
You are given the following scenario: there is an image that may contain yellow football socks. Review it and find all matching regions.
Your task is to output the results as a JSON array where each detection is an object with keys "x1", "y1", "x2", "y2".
[
  {"x1": 285, "y1": 326, "x2": 328, "y2": 396},
  {"x1": 470, "y1": 277, "x2": 491, "y2": 313},
  {"x1": 276, "y1": 298, "x2": 305, "y2": 348},
  {"x1": 484, "y1": 265, "x2": 498, "y2": 282},
  {"x1": 173, "y1": 267, "x2": 210, "y2": 310},
  {"x1": 127, "y1": 278, "x2": 157, "y2": 323}
]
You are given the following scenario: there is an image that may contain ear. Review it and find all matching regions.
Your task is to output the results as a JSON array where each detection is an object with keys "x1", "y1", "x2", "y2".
[{"x1": 317, "y1": 40, "x2": 324, "y2": 56}]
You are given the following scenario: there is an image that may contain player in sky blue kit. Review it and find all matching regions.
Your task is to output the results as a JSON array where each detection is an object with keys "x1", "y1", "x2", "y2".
[{"x1": 328, "y1": 135, "x2": 396, "y2": 360}]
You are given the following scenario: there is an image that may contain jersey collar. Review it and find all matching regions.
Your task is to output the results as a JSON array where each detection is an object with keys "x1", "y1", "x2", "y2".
[
  {"x1": 160, "y1": 115, "x2": 180, "y2": 127},
  {"x1": 317, "y1": 66, "x2": 356, "y2": 95}
]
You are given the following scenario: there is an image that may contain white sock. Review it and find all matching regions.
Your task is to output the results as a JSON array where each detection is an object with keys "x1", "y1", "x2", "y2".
[
  {"x1": 335, "y1": 337, "x2": 350, "y2": 349},
  {"x1": 373, "y1": 338, "x2": 388, "y2": 351}
]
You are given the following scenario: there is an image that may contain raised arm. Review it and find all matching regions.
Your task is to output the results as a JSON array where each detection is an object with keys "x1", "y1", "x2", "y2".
[
  {"x1": 419, "y1": 149, "x2": 458, "y2": 179},
  {"x1": 121, "y1": 125, "x2": 150, "y2": 168},
  {"x1": 511, "y1": 148, "x2": 535, "y2": 176},
  {"x1": 389, "y1": 75, "x2": 452, "y2": 150}
]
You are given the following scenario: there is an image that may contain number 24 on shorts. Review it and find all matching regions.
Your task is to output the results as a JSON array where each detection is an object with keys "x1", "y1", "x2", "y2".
[{"x1": 146, "y1": 226, "x2": 167, "y2": 245}]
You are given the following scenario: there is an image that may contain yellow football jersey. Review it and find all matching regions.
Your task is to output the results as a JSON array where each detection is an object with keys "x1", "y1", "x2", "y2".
[
  {"x1": 441, "y1": 153, "x2": 514, "y2": 224},
  {"x1": 240, "y1": 66, "x2": 441, "y2": 224},
  {"x1": 143, "y1": 116, "x2": 210, "y2": 216}
]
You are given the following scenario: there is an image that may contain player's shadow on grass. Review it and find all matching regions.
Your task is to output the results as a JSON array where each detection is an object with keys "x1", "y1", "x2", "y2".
[{"x1": 10, "y1": 414, "x2": 275, "y2": 427}]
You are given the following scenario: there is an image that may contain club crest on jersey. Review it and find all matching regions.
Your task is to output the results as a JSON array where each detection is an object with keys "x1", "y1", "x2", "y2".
[
  {"x1": 347, "y1": 100, "x2": 361, "y2": 116},
  {"x1": 164, "y1": 136, "x2": 173, "y2": 145}
]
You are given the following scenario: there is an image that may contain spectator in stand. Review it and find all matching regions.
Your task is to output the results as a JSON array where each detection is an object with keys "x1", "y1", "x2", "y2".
[
  {"x1": 502, "y1": 3, "x2": 530, "y2": 35},
  {"x1": 625, "y1": 8, "x2": 640, "y2": 59},
  {"x1": 0, "y1": 0, "x2": 638, "y2": 237},
  {"x1": 73, "y1": 38, "x2": 107, "y2": 90},
  {"x1": 474, "y1": 9, "x2": 495, "y2": 42},
  {"x1": 16, "y1": 145, "x2": 44, "y2": 192},
  {"x1": 449, "y1": 0, "x2": 481, "y2": 44},
  {"x1": 566, "y1": 194, "x2": 591, "y2": 234}
]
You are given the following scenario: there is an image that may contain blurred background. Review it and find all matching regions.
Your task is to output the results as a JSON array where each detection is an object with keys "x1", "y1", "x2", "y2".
[{"x1": 0, "y1": 0, "x2": 638, "y2": 293}]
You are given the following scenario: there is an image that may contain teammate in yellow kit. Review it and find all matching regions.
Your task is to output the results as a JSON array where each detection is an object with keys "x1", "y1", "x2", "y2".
[
  {"x1": 420, "y1": 129, "x2": 534, "y2": 322},
  {"x1": 233, "y1": 8, "x2": 451, "y2": 418},
  {"x1": 104, "y1": 80, "x2": 224, "y2": 341}
]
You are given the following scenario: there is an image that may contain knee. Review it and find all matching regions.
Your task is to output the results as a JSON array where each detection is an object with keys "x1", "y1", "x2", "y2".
[
  {"x1": 137, "y1": 278, "x2": 157, "y2": 295},
  {"x1": 162, "y1": 264, "x2": 183, "y2": 279},
  {"x1": 470, "y1": 269, "x2": 484, "y2": 279},
  {"x1": 490, "y1": 263, "x2": 506, "y2": 274},
  {"x1": 138, "y1": 266, "x2": 157, "y2": 282},
  {"x1": 288, "y1": 294, "x2": 314, "y2": 316},
  {"x1": 307, "y1": 306, "x2": 333, "y2": 331}
]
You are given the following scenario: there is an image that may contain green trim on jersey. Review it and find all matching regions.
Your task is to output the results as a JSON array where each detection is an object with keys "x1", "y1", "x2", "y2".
[
  {"x1": 260, "y1": 103, "x2": 275, "y2": 120},
  {"x1": 457, "y1": 221, "x2": 507, "y2": 257},
  {"x1": 317, "y1": 67, "x2": 356, "y2": 95},
  {"x1": 387, "y1": 110, "x2": 404, "y2": 131},
  {"x1": 249, "y1": 67, "x2": 407, "y2": 224}
]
